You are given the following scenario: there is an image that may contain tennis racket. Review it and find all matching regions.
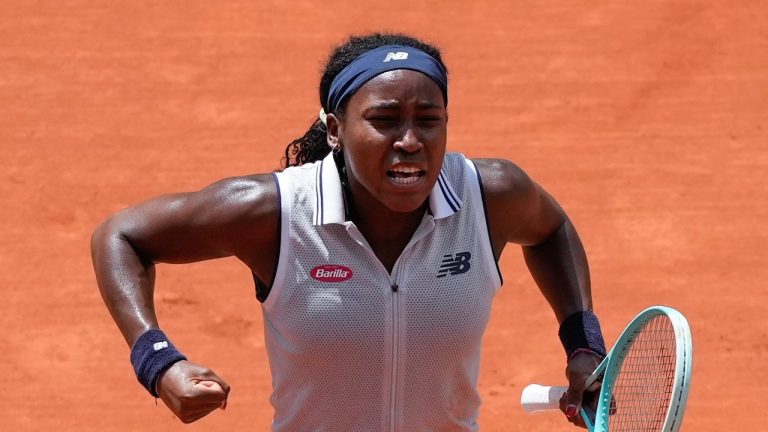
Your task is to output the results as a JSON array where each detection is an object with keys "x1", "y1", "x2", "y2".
[{"x1": 520, "y1": 306, "x2": 693, "y2": 431}]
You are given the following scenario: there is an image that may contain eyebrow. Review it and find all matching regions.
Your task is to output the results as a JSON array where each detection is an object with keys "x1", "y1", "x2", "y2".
[{"x1": 367, "y1": 101, "x2": 444, "y2": 110}]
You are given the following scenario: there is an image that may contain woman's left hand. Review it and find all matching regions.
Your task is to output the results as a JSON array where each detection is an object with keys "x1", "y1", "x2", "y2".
[{"x1": 559, "y1": 351, "x2": 602, "y2": 428}]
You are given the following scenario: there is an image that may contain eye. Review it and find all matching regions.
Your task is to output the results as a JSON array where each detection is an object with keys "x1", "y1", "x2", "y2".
[
  {"x1": 417, "y1": 116, "x2": 442, "y2": 126},
  {"x1": 368, "y1": 116, "x2": 398, "y2": 123},
  {"x1": 367, "y1": 116, "x2": 401, "y2": 130}
]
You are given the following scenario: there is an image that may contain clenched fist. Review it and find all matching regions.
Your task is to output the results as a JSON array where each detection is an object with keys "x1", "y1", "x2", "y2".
[{"x1": 156, "y1": 360, "x2": 230, "y2": 423}]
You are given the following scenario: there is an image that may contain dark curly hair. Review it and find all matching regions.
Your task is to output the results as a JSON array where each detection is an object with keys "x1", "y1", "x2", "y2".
[{"x1": 282, "y1": 33, "x2": 448, "y2": 168}]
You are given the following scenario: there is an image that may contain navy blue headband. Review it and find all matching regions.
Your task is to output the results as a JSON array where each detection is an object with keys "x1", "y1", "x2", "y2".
[{"x1": 326, "y1": 45, "x2": 448, "y2": 113}]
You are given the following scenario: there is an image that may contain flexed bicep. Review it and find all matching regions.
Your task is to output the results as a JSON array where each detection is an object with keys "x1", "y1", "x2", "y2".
[
  {"x1": 90, "y1": 173, "x2": 279, "y2": 345},
  {"x1": 107, "y1": 174, "x2": 279, "y2": 266}
]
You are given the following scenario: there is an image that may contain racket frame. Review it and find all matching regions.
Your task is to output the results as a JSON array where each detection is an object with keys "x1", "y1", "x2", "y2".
[{"x1": 583, "y1": 306, "x2": 693, "y2": 432}]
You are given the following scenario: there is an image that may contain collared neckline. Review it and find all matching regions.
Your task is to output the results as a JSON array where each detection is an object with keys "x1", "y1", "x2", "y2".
[{"x1": 313, "y1": 152, "x2": 462, "y2": 226}]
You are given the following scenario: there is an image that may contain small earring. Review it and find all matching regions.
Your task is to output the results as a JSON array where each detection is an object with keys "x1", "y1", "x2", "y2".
[
  {"x1": 332, "y1": 143, "x2": 342, "y2": 154},
  {"x1": 319, "y1": 108, "x2": 328, "y2": 126}
]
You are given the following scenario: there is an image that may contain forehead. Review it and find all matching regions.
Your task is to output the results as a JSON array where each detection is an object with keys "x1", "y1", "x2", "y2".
[{"x1": 347, "y1": 70, "x2": 445, "y2": 109}]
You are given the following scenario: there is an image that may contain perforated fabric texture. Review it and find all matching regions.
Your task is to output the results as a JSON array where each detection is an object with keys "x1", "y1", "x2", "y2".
[{"x1": 264, "y1": 153, "x2": 502, "y2": 431}]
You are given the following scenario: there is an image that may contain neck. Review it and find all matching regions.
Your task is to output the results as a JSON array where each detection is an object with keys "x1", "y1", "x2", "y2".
[
  {"x1": 348, "y1": 174, "x2": 427, "y2": 234},
  {"x1": 354, "y1": 199, "x2": 427, "y2": 241},
  {"x1": 334, "y1": 151, "x2": 428, "y2": 270},
  {"x1": 346, "y1": 175, "x2": 428, "y2": 272}
]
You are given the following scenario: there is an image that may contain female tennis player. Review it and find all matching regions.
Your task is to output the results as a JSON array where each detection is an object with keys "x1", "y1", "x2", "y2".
[{"x1": 91, "y1": 33, "x2": 606, "y2": 430}]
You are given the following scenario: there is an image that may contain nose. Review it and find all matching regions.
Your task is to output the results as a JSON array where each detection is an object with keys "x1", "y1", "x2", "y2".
[{"x1": 393, "y1": 126, "x2": 422, "y2": 154}]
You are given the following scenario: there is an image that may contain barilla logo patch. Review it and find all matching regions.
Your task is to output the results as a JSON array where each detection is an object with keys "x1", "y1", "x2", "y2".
[
  {"x1": 311, "y1": 265, "x2": 353, "y2": 282},
  {"x1": 383, "y1": 52, "x2": 409, "y2": 62}
]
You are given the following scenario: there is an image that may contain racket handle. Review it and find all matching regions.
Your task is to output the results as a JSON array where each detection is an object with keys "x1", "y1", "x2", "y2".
[{"x1": 520, "y1": 384, "x2": 567, "y2": 413}]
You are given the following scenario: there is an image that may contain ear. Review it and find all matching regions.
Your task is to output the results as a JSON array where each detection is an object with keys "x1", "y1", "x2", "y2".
[{"x1": 325, "y1": 113, "x2": 341, "y2": 150}]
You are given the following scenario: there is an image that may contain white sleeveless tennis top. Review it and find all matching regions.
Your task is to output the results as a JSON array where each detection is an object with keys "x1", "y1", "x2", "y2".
[{"x1": 264, "y1": 152, "x2": 503, "y2": 431}]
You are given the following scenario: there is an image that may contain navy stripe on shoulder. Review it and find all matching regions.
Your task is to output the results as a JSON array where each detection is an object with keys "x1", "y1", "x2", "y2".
[
  {"x1": 437, "y1": 174, "x2": 458, "y2": 212},
  {"x1": 470, "y1": 161, "x2": 503, "y2": 285},
  {"x1": 439, "y1": 170, "x2": 462, "y2": 208},
  {"x1": 254, "y1": 172, "x2": 284, "y2": 302},
  {"x1": 318, "y1": 159, "x2": 325, "y2": 225},
  {"x1": 314, "y1": 162, "x2": 322, "y2": 225}
]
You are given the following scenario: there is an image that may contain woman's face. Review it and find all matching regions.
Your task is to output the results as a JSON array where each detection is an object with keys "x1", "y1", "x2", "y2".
[{"x1": 328, "y1": 69, "x2": 448, "y2": 214}]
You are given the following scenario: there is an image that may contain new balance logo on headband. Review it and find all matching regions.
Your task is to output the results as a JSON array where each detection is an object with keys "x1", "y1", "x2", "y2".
[{"x1": 383, "y1": 52, "x2": 409, "y2": 62}]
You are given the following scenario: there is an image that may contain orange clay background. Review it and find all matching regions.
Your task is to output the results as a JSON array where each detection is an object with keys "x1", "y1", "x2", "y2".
[{"x1": 1, "y1": 1, "x2": 767, "y2": 430}]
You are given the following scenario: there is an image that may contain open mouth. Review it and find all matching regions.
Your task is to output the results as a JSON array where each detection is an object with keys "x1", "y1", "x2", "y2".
[{"x1": 387, "y1": 167, "x2": 425, "y2": 185}]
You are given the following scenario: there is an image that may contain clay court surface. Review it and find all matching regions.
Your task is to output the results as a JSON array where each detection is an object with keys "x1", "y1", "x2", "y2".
[{"x1": 2, "y1": 1, "x2": 767, "y2": 430}]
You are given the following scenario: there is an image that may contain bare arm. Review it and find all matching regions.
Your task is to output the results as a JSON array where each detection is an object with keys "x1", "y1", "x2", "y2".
[
  {"x1": 475, "y1": 158, "x2": 590, "y2": 322},
  {"x1": 475, "y1": 158, "x2": 599, "y2": 427},
  {"x1": 90, "y1": 173, "x2": 279, "y2": 422},
  {"x1": 91, "y1": 173, "x2": 278, "y2": 345}
]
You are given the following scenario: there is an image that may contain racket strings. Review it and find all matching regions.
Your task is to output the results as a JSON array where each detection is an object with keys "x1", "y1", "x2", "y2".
[{"x1": 606, "y1": 315, "x2": 677, "y2": 431}]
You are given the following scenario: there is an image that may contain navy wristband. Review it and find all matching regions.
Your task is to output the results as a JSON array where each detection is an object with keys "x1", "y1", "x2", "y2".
[
  {"x1": 130, "y1": 329, "x2": 187, "y2": 397},
  {"x1": 558, "y1": 310, "x2": 607, "y2": 360}
]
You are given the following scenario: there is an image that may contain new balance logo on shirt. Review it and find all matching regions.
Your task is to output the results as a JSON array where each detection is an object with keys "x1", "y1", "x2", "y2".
[
  {"x1": 437, "y1": 252, "x2": 472, "y2": 277},
  {"x1": 383, "y1": 52, "x2": 409, "y2": 62}
]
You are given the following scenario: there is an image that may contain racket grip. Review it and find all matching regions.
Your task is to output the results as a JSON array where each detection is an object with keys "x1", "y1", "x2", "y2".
[{"x1": 520, "y1": 384, "x2": 567, "y2": 414}]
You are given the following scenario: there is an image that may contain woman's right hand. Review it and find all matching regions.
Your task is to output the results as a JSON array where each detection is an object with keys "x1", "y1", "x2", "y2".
[{"x1": 156, "y1": 360, "x2": 230, "y2": 424}]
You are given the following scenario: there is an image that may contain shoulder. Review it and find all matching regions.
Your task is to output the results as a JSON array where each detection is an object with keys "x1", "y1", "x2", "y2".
[
  {"x1": 470, "y1": 158, "x2": 537, "y2": 202},
  {"x1": 100, "y1": 172, "x2": 280, "y2": 276},
  {"x1": 111, "y1": 172, "x2": 278, "y2": 231},
  {"x1": 189, "y1": 173, "x2": 280, "y2": 277},
  {"x1": 198, "y1": 173, "x2": 278, "y2": 218},
  {"x1": 469, "y1": 158, "x2": 565, "y2": 247}
]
